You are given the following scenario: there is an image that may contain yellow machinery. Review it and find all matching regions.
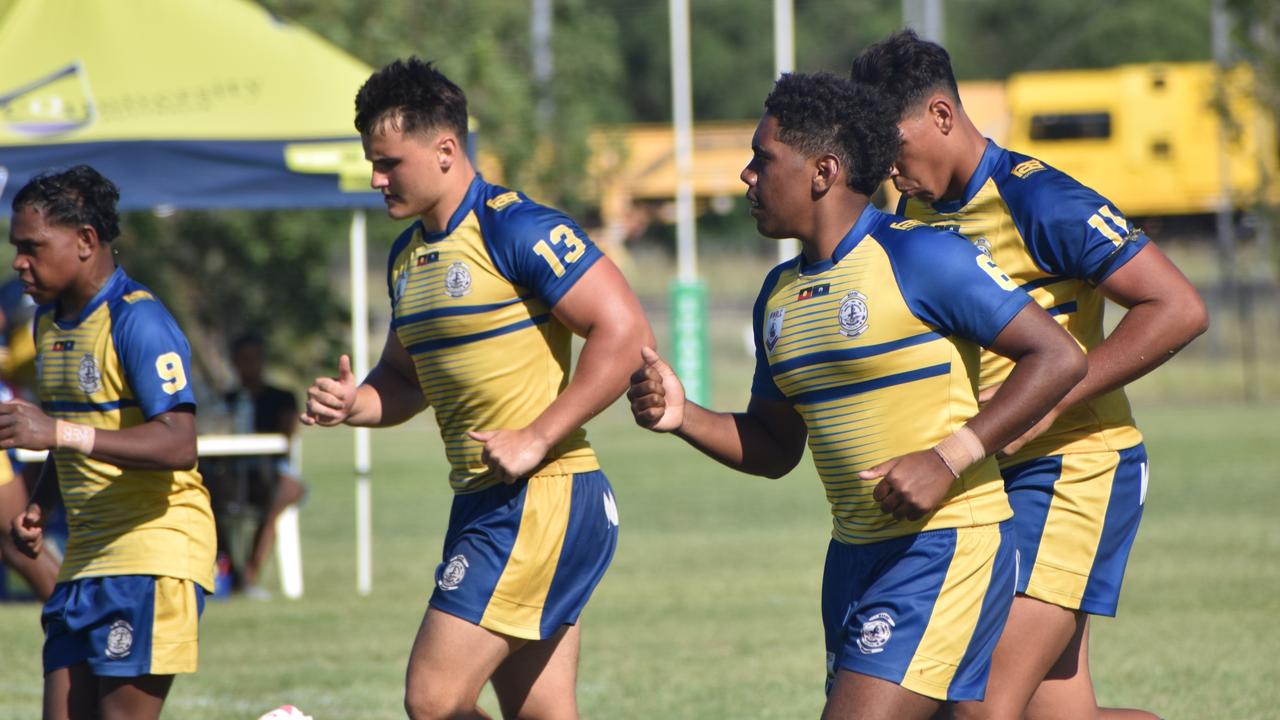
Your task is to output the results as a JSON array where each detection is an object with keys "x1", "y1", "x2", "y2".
[{"x1": 1007, "y1": 62, "x2": 1279, "y2": 217}]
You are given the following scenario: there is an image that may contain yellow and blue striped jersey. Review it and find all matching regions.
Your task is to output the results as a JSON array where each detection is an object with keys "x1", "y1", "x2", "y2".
[
  {"x1": 900, "y1": 141, "x2": 1146, "y2": 466},
  {"x1": 387, "y1": 176, "x2": 601, "y2": 493},
  {"x1": 34, "y1": 268, "x2": 214, "y2": 590},
  {"x1": 752, "y1": 206, "x2": 1031, "y2": 544}
]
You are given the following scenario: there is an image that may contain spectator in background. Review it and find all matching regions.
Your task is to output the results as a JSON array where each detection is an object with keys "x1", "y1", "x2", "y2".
[{"x1": 224, "y1": 331, "x2": 305, "y2": 596}]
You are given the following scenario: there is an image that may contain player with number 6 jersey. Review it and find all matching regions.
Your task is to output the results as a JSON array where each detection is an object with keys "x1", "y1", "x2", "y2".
[{"x1": 5, "y1": 165, "x2": 213, "y2": 720}]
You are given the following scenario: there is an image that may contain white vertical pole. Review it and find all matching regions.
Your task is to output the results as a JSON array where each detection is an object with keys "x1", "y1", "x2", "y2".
[
  {"x1": 774, "y1": 0, "x2": 798, "y2": 262},
  {"x1": 531, "y1": 0, "x2": 554, "y2": 128},
  {"x1": 350, "y1": 211, "x2": 373, "y2": 596},
  {"x1": 670, "y1": 0, "x2": 696, "y2": 282},
  {"x1": 903, "y1": 0, "x2": 944, "y2": 43}
]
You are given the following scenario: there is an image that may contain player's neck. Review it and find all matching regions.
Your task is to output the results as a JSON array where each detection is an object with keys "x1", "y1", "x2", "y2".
[
  {"x1": 800, "y1": 193, "x2": 870, "y2": 265},
  {"x1": 419, "y1": 165, "x2": 478, "y2": 233},
  {"x1": 942, "y1": 117, "x2": 988, "y2": 203},
  {"x1": 57, "y1": 262, "x2": 116, "y2": 322}
]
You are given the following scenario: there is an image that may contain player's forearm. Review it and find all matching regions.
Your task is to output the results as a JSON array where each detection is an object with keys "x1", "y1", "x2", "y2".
[
  {"x1": 969, "y1": 340, "x2": 1086, "y2": 453},
  {"x1": 527, "y1": 310, "x2": 654, "y2": 449},
  {"x1": 1056, "y1": 292, "x2": 1208, "y2": 412},
  {"x1": 29, "y1": 462, "x2": 59, "y2": 514},
  {"x1": 674, "y1": 404, "x2": 799, "y2": 479},
  {"x1": 87, "y1": 421, "x2": 197, "y2": 470},
  {"x1": 346, "y1": 362, "x2": 426, "y2": 428}
]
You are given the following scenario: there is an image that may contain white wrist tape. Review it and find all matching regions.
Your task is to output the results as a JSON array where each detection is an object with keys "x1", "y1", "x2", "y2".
[
  {"x1": 932, "y1": 425, "x2": 985, "y2": 478},
  {"x1": 55, "y1": 420, "x2": 95, "y2": 455}
]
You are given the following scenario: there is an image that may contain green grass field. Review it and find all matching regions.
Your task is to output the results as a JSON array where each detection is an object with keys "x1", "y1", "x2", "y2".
[
  {"x1": 1, "y1": 246, "x2": 1277, "y2": 718},
  {"x1": 1, "y1": 386, "x2": 1275, "y2": 719}
]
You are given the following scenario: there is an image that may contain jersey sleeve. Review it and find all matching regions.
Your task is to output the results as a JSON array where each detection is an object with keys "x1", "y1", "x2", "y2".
[
  {"x1": 111, "y1": 300, "x2": 198, "y2": 418},
  {"x1": 1001, "y1": 168, "x2": 1149, "y2": 285},
  {"x1": 484, "y1": 201, "x2": 603, "y2": 308},
  {"x1": 889, "y1": 229, "x2": 1034, "y2": 348},
  {"x1": 749, "y1": 264, "x2": 788, "y2": 401}
]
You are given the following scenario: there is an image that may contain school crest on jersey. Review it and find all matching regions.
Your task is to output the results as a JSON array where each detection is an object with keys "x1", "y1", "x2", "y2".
[
  {"x1": 444, "y1": 262, "x2": 473, "y2": 298},
  {"x1": 838, "y1": 291, "x2": 869, "y2": 338},
  {"x1": 77, "y1": 353, "x2": 102, "y2": 394},
  {"x1": 393, "y1": 270, "x2": 408, "y2": 307},
  {"x1": 438, "y1": 554, "x2": 469, "y2": 591},
  {"x1": 765, "y1": 308, "x2": 786, "y2": 352},
  {"x1": 973, "y1": 236, "x2": 993, "y2": 257},
  {"x1": 105, "y1": 619, "x2": 133, "y2": 659},
  {"x1": 856, "y1": 612, "x2": 895, "y2": 654}
]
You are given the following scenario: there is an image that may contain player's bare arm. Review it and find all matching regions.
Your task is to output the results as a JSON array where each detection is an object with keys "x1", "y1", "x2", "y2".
[
  {"x1": 1001, "y1": 242, "x2": 1208, "y2": 454},
  {"x1": 470, "y1": 257, "x2": 654, "y2": 483},
  {"x1": 0, "y1": 399, "x2": 198, "y2": 470},
  {"x1": 303, "y1": 328, "x2": 425, "y2": 428},
  {"x1": 8, "y1": 462, "x2": 57, "y2": 559},
  {"x1": 628, "y1": 347, "x2": 807, "y2": 479},
  {"x1": 861, "y1": 302, "x2": 1086, "y2": 520}
]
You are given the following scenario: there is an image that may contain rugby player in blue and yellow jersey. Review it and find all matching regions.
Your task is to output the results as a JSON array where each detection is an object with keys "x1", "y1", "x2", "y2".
[
  {"x1": 4, "y1": 165, "x2": 215, "y2": 720},
  {"x1": 629, "y1": 72, "x2": 1085, "y2": 720},
  {"x1": 851, "y1": 30, "x2": 1208, "y2": 720},
  {"x1": 302, "y1": 59, "x2": 653, "y2": 720}
]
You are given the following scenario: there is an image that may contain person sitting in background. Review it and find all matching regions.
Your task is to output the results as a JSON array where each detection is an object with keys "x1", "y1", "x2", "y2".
[{"x1": 223, "y1": 331, "x2": 305, "y2": 596}]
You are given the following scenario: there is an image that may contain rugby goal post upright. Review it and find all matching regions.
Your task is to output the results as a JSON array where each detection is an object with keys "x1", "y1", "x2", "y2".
[
  {"x1": 351, "y1": 211, "x2": 374, "y2": 596},
  {"x1": 668, "y1": 0, "x2": 710, "y2": 405}
]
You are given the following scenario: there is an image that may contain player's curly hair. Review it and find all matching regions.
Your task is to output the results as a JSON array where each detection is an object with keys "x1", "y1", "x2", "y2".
[
  {"x1": 354, "y1": 57, "x2": 468, "y2": 140},
  {"x1": 11, "y1": 165, "x2": 121, "y2": 243},
  {"x1": 764, "y1": 72, "x2": 900, "y2": 196},
  {"x1": 849, "y1": 29, "x2": 961, "y2": 122}
]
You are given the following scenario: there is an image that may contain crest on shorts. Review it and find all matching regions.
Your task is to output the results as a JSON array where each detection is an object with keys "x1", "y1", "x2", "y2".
[
  {"x1": 856, "y1": 612, "x2": 895, "y2": 654},
  {"x1": 973, "y1": 236, "x2": 994, "y2": 257},
  {"x1": 78, "y1": 353, "x2": 101, "y2": 394},
  {"x1": 105, "y1": 619, "x2": 133, "y2": 659},
  {"x1": 838, "y1": 291, "x2": 869, "y2": 338},
  {"x1": 438, "y1": 554, "x2": 469, "y2": 591},
  {"x1": 764, "y1": 308, "x2": 785, "y2": 352},
  {"x1": 444, "y1": 262, "x2": 472, "y2": 298}
]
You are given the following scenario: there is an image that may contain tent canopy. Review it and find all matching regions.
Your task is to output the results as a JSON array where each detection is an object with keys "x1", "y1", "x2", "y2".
[{"x1": 0, "y1": 0, "x2": 382, "y2": 211}]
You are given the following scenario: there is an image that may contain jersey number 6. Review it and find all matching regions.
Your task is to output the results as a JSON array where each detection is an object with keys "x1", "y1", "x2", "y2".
[{"x1": 532, "y1": 224, "x2": 587, "y2": 278}]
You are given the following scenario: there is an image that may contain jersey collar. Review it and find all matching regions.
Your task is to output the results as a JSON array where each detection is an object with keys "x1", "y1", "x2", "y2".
[
  {"x1": 798, "y1": 203, "x2": 881, "y2": 276},
  {"x1": 419, "y1": 174, "x2": 488, "y2": 243},
  {"x1": 930, "y1": 138, "x2": 1001, "y2": 215}
]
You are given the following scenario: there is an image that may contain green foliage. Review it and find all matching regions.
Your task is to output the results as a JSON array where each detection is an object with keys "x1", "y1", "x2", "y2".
[{"x1": 117, "y1": 209, "x2": 358, "y2": 388}]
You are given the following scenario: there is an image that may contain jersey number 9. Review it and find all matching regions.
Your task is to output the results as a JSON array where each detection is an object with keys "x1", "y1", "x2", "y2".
[{"x1": 155, "y1": 352, "x2": 188, "y2": 395}]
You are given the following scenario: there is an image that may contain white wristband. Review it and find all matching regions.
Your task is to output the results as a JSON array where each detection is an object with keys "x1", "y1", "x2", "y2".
[{"x1": 55, "y1": 420, "x2": 95, "y2": 455}]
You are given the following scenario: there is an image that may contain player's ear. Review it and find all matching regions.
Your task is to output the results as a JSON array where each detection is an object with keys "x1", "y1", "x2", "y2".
[
  {"x1": 76, "y1": 224, "x2": 99, "y2": 260},
  {"x1": 437, "y1": 133, "x2": 459, "y2": 171},
  {"x1": 928, "y1": 95, "x2": 955, "y2": 135},
  {"x1": 813, "y1": 153, "x2": 841, "y2": 194}
]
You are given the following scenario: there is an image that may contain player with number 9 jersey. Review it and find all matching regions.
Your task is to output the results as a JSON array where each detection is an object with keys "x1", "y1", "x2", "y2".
[{"x1": 32, "y1": 267, "x2": 214, "y2": 589}]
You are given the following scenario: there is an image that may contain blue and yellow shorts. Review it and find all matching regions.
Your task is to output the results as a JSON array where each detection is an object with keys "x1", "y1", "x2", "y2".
[
  {"x1": 43, "y1": 575, "x2": 207, "y2": 677},
  {"x1": 1002, "y1": 444, "x2": 1147, "y2": 617},
  {"x1": 429, "y1": 470, "x2": 619, "y2": 641},
  {"x1": 822, "y1": 522, "x2": 1017, "y2": 702}
]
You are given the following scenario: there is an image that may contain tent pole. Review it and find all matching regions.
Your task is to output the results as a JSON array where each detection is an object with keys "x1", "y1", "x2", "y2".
[{"x1": 350, "y1": 210, "x2": 373, "y2": 596}]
